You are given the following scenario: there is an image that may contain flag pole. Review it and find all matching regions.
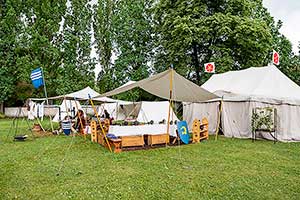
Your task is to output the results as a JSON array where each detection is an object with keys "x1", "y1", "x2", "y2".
[{"x1": 41, "y1": 67, "x2": 54, "y2": 132}]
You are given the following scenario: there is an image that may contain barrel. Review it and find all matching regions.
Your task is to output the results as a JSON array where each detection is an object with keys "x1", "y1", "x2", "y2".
[{"x1": 61, "y1": 120, "x2": 72, "y2": 135}]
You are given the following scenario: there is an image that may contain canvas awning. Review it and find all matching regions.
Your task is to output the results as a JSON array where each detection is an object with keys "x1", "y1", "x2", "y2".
[
  {"x1": 94, "y1": 69, "x2": 218, "y2": 102},
  {"x1": 30, "y1": 86, "x2": 117, "y2": 102}
]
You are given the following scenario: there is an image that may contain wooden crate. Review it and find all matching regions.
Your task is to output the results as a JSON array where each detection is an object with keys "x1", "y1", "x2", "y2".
[
  {"x1": 121, "y1": 135, "x2": 144, "y2": 147},
  {"x1": 148, "y1": 134, "x2": 169, "y2": 146}
]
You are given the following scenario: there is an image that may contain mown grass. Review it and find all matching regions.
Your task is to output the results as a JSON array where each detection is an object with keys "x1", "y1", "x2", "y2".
[{"x1": 0, "y1": 118, "x2": 300, "y2": 199}]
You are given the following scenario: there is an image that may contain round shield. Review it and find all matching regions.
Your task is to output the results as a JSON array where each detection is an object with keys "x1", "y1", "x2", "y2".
[{"x1": 177, "y1": 121, "x2": 190, "y2": 144}]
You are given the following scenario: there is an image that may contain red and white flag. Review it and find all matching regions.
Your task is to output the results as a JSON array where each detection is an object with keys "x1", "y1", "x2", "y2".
[
  {"x1": 272, "y1": 50, "x2": 280, "y2": 65},
  {"x1": 204, "y1": 62, "x2": 215, "y2": 73}
]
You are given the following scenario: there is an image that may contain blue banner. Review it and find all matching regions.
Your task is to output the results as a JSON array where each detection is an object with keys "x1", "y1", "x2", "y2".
[
  {"x1": 31, "y1": 68, "x2": 44, "y2": 89},
  {"x1": 177, "y1": 121, "x2": 190, "y2": 144}
]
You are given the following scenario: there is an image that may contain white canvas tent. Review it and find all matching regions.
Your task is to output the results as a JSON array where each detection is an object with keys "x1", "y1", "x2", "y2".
[
  {"x1": 183, "y1": 65, "x2": 300, "y2": 142},
  {"x1": 98, "y1": 101, "x2": 178, "y2": 123},
  {"x1": 53, "y1": 99, "x2": 84, "y2": 122},
  {"x1": 137, "y1": 101, "x2": 178, "y2": 123}
]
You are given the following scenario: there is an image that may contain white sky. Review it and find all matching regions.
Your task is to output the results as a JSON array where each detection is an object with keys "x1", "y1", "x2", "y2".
[{"x1": 263, "y1": 0, "x2": 300, "y2": 53}]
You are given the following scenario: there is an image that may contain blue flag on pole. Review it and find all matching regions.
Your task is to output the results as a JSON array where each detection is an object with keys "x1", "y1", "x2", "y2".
[{"x1": 30, "y1": 68, "x2": 44, "y2": 88}]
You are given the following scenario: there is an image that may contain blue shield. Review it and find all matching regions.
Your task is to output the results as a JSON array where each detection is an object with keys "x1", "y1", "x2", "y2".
[{"x1": 177, "y1": 121, "x2": 190, "y2": 144}]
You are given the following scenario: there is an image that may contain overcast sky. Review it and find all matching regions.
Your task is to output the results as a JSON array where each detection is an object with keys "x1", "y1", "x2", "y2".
[{"x1": 263, "y1": 0, "x2": 300, "y2": 53}]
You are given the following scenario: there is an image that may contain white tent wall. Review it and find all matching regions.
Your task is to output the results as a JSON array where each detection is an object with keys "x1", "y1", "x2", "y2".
[
  {"x1": 231, "y1": 101, "x2": 300, "y2": 141},
  {"x1": 53, "y1": 99, "x2": 84, "y2": 122},
  {"x1": 186, "y1": 101, "x2": 300, "y2": 142},
  {"x1": 183, "y1": 102, "x2": 220, "y2": 134},
  {"x1": 137, "y1": 101, "x2": 179, "y2": 123}
]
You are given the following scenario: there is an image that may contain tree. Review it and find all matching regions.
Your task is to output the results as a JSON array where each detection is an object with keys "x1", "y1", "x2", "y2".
[
  {"x1": 0, "y1": 1, "x2": 22, "y2": 104},
  {"x1": 153, "y1": 0, "x2": 273, "y2": 84},
  {"x1": 57, "y1": 0, "x2": 96, "y2": 95},
  {"x1": 93, "y1": 0, "x2": 115, "y2": 93}
]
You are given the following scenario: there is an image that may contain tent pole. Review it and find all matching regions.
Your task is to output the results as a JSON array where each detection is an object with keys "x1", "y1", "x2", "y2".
[
  {"x1": 166, "y1": 68, "x2": 173, "y2": 145},
  {"x1": 41, "y1": 67, "x2": 54, "y2": 132},
  {"x1": 89, "y1": 96, "x2": 112, "y2": 153},
  {"x1": 215, "y1": 99, "x2": 223, "y2": 140},
  {"x1": 74, "y1": 98, "x2": 86, "y2": 140}
]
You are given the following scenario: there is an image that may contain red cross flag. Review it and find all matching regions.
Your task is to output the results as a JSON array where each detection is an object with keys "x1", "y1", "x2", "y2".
[
  {"x1": 204, "y1": 62, "x2": 215, "y2": 73},
  {"x1": 273, "y1": 50, "x2": 280, "y2": 65}
]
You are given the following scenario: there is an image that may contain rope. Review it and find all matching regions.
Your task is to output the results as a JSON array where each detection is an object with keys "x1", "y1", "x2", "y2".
[{"x1": 56, "y1": 133, "x2": 76, "y2": 176}]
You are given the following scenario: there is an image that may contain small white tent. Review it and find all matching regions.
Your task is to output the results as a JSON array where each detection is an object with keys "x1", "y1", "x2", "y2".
[
  {"x1": 53, "y1": 99, "x2": 84, "y2": 122},
  {"x1": 183, "y1": 65, "x2": 300, "y2": 142}
]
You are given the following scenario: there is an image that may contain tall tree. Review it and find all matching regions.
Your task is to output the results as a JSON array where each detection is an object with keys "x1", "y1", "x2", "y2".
[
  {"x1": 57, "y1": 0, "x2": 96, "y2": 95},
  {"x1": 93, "y1": 0, "x2": 115, "y2": 93},
  {"x1": 153, "y1": 0, "x2": 273, "y2": 84},
  {"x1": 0, "y1": 1, "x2": 23, "y2": 104},
  {"x1": 111, "y1": 0, "x2": 155, "y2": 100}
]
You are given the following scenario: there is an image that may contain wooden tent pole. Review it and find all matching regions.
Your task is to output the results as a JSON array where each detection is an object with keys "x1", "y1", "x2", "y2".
[
  {"x1": 89, "y1": 96, "x2": 112, "y2": 153},
  {"x1": 215, "y1": 99, "x2": 223, "y2": 140},
  {"x1": 166, "y1": 68, "x2": 174, "y2": 145},
  {"x1": 74, "y1": 98, "x2": 86, "y2": 140}
]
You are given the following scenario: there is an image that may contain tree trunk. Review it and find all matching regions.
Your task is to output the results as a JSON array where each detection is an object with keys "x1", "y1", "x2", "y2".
[{"x1": 192, "y1": 42, "x2": 201, "y2": 84}]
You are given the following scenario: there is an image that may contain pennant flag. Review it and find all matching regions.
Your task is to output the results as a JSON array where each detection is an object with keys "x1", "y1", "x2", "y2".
[
  {"x1": 31, "y1": 68, "x2": 44, "y2": 89},
  {"x1": 272, "y1": 50, "x2": 280, "y2": 65},
  {"x1": 204, "y1": 62, "x2": 215, "y2": 73}
]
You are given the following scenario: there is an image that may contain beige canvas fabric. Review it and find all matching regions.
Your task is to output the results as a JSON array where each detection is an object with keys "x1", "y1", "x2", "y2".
[{"x1": 95, "y1": 69, "x2": 218, "y2": 102}]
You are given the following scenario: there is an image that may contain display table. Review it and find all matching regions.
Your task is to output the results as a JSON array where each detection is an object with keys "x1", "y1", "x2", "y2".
[{"x1": 108, "y1": 124, "x2": 177, "y2": 137}]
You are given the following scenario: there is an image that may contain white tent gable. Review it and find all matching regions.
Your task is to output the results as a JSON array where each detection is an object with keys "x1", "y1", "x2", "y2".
[
  {"x1": 202, "y1": 65, "x2": 300, "y2": 104},
  {"x1": 64, "y1": 86, "x2": 99, "y2": 99}
]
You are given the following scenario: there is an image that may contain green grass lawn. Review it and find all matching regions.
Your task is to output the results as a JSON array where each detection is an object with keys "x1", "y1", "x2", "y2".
[{"x1": 1, "y1": 118, "x2": 300, "y2": 200}]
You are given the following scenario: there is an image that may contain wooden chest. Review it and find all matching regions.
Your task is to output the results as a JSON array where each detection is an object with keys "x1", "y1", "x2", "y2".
[
  {"x1": 148, "y1": 134, "x2": 169, "y2": 146},
  {"x1": 121, "y1": 135, "x2": 144, "y2": 147}
]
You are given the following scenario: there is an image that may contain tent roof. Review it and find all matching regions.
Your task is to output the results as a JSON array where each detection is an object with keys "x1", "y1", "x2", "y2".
[
  {"x1": 30, "y1": 86, "x2": 117, "y2": 102},
  {"x1": 202, "y1": 65, "x2": 300, "y2": 104},
  {"x1": 94, "y1": 69, "x2": 218, "y2": 102}
]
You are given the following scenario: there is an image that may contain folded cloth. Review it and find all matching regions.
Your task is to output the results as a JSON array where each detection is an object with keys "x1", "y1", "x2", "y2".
[{"x1": 106, "y1": 133, "x2": 118, "y2": 139}]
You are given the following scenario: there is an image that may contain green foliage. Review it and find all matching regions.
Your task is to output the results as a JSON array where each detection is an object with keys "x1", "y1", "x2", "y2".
[
  {"x1": 153, "y1": 0, "x2": 273, "y2": 84},
  {"x1": 56, "y1": 0, "x2": 96, "y2": 95}
]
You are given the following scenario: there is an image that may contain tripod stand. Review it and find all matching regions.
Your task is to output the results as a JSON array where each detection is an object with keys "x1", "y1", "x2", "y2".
[{"x1": 6, "y1": 107, "x2": 35, "y2": 141}]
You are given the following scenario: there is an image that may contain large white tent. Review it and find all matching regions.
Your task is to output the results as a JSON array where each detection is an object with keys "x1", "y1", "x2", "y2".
[{"x1": 183, "y1": 65, "x2": 300, "y2": 142}]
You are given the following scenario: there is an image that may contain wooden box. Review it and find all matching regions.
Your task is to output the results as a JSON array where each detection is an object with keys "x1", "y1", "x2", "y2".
[
  {"x1": 148, "y1": 134, "x2": 169, "y2": 146},
  {"x1": 121, "y1": 135, "x2": 144, "y2": 147}
]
